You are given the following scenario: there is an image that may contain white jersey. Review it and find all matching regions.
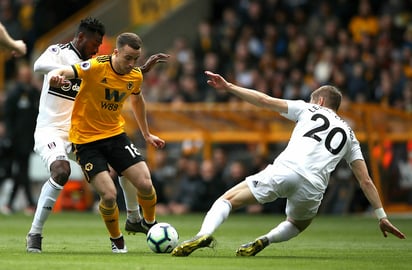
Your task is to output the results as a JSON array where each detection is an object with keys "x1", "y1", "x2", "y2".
[
  {"x1": 34, "y1": 42, "x2": 83, "y2": 133},
  {"x1": 276, "y1": 100, "x2": 364, "y2": 192}
]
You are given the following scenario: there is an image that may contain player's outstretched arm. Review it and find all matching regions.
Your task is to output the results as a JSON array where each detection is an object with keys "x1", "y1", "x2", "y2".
[
  {"x1": 205, "y1": 71, "x2": 288, "y2": 113},
  {"x1": 10, "y1": 40, "x2": 26, "y2": 57},
  {"x1": 351, "y1": 159, "x2": 406, "y2": 239},
  {"x1": 130, "y1": 94, "x2": 165, "y2": 149},
  {"x1": 139, "y1": 53, "x2": 169, "y2": 73},
  {"x1": 0, "y1": 23, "x2": 27, "y2": 57},
  {"x1": 379, "y1": 218, "x2": 406, "y2": 239}
]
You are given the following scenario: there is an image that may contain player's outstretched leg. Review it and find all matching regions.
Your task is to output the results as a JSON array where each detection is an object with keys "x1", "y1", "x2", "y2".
[
  {"x1": 236, "y1": 236, "x2": 269, "y2": 256},
  {"x1": 171, "y1": 234, "x2": 215, "y2": 257}
]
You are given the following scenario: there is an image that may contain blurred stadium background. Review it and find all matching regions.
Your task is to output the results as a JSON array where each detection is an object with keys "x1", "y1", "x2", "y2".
[{"x1": 0, "y1": 0, "x2": 412, "y2": 215}]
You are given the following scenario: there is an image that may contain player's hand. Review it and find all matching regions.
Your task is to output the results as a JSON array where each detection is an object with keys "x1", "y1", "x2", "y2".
[
  {"x1": 11, "y1": 40, "x2": 27, "y2": 57},
  {"x1": 205, "y1": 71, "x2": 230, "y2": 90},
  {"x1": 140, "y1": 53, "x2": 170, "y2": 73},
  {"x1": 49, "y1": 75, "x2": 70, "y2": 88},
  {"x1": 145, "y1": 134, "x2": 165, "y2": 149},
  {"x1": 379, "y1": 218, "x2": 406, "y2": 239}
]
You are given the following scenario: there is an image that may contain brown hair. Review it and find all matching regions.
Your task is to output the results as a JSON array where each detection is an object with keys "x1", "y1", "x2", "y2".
[
  {"x1": 310, "y1": 85, "x2": 342, "y2": 111},
  {"x1": 116, "y1": 32, "x2": 142, "y2": 50}
]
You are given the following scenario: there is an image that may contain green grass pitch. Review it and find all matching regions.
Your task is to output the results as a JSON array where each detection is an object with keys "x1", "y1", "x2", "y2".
[{"x1": 0, "y1": 212, "x2": 411, "y2": 270}]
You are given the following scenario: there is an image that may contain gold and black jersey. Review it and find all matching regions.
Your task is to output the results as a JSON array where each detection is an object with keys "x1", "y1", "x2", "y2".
[{"x1": 69, "y1": 55, "x2": 143, "y2": 144}]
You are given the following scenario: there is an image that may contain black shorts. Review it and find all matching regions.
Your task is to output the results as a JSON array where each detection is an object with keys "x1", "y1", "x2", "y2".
[{"x1": 72, "y1": 133, "x2": 145, "y2": 182}]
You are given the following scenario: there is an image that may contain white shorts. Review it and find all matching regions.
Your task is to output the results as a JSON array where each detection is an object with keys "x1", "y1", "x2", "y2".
[
  {"x1": 245, "y1": 163, "x2": 323, "y2": 220},
  {"x1": 34, "y1": 128, "x2": 73, "y2": 172}
]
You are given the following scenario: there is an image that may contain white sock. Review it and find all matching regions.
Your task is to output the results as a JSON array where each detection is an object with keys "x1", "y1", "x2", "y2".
[
  {"x1": 119, "y1": 176, "x2": 141, "y2": 222},
  {"x1": 265, "y1": 220, "x2": 300, "y2": 243},
  {"x1": 29, "y1": 178, "x2": 63, "y2": 234},
  {"x1": 197, "y1": 199, "x2": 232, "y2": 236}
]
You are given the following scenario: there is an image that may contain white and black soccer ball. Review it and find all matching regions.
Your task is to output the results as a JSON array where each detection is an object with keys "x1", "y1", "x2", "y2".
[{"x1": 146, "y1": 222, "x2": 179, "y2": 253}]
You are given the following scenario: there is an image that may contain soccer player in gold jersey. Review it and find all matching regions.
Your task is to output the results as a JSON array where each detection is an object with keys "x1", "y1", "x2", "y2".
[{"x1": 47, "y1": 32, "x2": 165, "y2": 253}]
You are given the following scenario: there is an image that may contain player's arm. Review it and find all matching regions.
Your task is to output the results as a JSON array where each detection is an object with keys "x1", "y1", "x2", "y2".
[
  {"x1": 351, "y1": 159, "x2": 406, "y2": 239},
  {"x1": 139, "y1": 53, "x2": 169, "y2": 73},
  {"x1": 130, "y1": 93, "x2": 165, "y2": 149},
  {"x1": 34, "y1": 46, "x2": 66, "y2": 74},
  {"x1": 0, "y1": 22, "x2": 26, "y2": 57},
  {"x1": 205, "y1": 71, "x2": 288, "y2": 113},
  {"x1": 47, "y1": 66, "x2": 76, "y2": 88}
]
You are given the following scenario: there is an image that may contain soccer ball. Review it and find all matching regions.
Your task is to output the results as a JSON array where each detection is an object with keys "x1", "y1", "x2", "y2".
[{"x1": 146, "y1": 222, "x2": 179, "y2": 253}]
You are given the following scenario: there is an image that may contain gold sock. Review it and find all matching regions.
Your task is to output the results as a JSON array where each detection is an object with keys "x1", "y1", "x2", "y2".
[
  {"x1": 137, "y1": 187, "x2": 157, "y2": 223},
  {"x1": 99, "y1": 201, "x2": 121, "y2": 238}
]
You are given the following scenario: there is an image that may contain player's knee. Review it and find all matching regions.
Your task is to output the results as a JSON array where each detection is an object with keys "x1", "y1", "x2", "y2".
[
  {"x1": 50, "y1": 160, "x2": 71, "y2": 185},
  {"x1": 100, "y1": 190, "x2": 117, "y2": 204},
  {"x1": 134, "y1": 177, "x2": 153, "y2": 193}
]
